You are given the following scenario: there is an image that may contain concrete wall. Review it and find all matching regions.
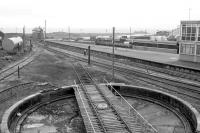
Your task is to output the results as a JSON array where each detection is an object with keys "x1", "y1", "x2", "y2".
[
  {"x1": 110, "y1": 84, "x2": 200, "y2": 133},
  {"x1": 3, "y1": 83, "x2": 199, "y2": 133},
  {"x1": 179, "y1": 54, "x2": 200, "y2": 62},
  {"x1": 1, "y1": 86, "x2": 74, "y2": 133}
]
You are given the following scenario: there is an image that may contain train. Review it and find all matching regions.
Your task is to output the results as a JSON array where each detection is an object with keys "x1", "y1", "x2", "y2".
[
  {"x1": 130, "y1": 39, "x2": 178, "y2": 49},
  {"x1": 94, "y1": 35, "x2": 179, "y2": 53},
  {"x1": 95, "y1": 36, "x2": 132, "y2": 48}
]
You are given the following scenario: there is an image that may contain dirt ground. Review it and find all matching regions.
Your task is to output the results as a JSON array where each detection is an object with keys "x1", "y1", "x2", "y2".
[
  {"x1": 0, "y1": 49, "x2": 29, "y2": 70},
  {"x1": 0, "y1": 47, "x2": 186, "y2": 133},
  {"x1": 4, "y1": 48, "x2": 128, "y2": 87}
]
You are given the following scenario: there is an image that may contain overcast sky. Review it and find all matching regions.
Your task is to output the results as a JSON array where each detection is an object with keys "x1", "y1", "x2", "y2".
[{"x1": 0, "y1": 0, "x2": 200, "y2": 33}]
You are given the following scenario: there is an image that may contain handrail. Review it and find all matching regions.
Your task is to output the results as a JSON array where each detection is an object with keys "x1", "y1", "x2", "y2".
[
  {"x1": 104, "y1": 79, "x2": 158, "y2": 133},
  {"x1": 76, "y1": 75, "x2": 108, "y2": 132},
  {"x1": 74, "y1": 80, "x2": 96, "y2": 133}
]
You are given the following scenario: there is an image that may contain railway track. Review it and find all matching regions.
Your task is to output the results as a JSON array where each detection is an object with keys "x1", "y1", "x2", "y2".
[
  {"x1": 47, "y1": 41, "x2": 200, "y2": 82},
  {"x1": 73, "y1": 63, "x2": 157, "y2": 133},
  {"x1": 0, "y1": 82, "x2": 34, "y2": 104},
  {"x1": 44, "y1": 45, "x2": 200, "y2": 109},
  {"x1": 0, "y1": 48, "x2": 41, "y2": 81}
]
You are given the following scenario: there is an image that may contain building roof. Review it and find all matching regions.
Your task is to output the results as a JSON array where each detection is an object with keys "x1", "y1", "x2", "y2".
[
  {"x1": 32, "y1": 27, "x2": 43, "y2": 32},
  {"x1": 181, "y1": 20, "x2": 200, "y2": 25}
]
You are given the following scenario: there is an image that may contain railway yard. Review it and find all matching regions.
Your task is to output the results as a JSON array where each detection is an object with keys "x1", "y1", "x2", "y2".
[{"x1": 0, "y1": 40, "x2": 200, "y2": 133}]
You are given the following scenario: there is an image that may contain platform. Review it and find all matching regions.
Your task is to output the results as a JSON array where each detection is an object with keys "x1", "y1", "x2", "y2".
[{"x1": 49, "y1": 40, "x2": 200, "y2": 71}]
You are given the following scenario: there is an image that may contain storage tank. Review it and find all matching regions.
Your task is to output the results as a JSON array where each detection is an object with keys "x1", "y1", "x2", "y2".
[{"x1": 2, "y1": 37, "x2": 23, "y2": 53}]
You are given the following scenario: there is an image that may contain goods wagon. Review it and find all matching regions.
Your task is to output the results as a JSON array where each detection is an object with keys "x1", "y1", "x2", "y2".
[
  {"x1": 95, "y1": 37, "x2": 132, "y2": 48},
  {"x1": 130, "y1": 39, "x2": 178, "y2": 49}
]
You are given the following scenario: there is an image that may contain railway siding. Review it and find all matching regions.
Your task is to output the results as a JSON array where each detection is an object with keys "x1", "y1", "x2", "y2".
[
  {"x1": 44, "y1": 42, "x2": 200, "y2": 132},
  {"x1": 46, "y1": 40, "x2": 200, "y2": 78},
  {"x1": 0, "y1": 47, "x2": 42, "y2": 81}
]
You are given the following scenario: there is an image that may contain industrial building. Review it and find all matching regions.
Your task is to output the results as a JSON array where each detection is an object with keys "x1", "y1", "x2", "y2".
[
  {"x1": 32, "y1": 27, "x2": 44, "y2": 41},
  {"x1": 179, "y1": 21, "x2": 200, "y2": 62}
]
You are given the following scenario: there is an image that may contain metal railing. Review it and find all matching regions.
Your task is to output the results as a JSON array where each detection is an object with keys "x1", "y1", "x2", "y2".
[
  {"x1": 74, "y1": 80, "x2": 96, "y2": 133},
  {"x1": 104, "y1": 79, "x2": 158, "y2": 133}
]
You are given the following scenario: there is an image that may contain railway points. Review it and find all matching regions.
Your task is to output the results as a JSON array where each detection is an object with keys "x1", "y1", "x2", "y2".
[
  {"x1": 46, "y1": 40, "x2": 200, "y2": 82},
  {"x1": 45, "y1": 45, "x2": 200, "y2": 109},
  {"x1": 0, "y1": 41, "x2": 199, "y2": 132},
  {"x1": 45, "y1": 44, "x2": 200, "y2": 132},
  {"x1": 46, "y1": 45, "x2": 200, "y2": 89},
  {"x1": 2, "y1": 2, "x2": 200, "y2": 133}
]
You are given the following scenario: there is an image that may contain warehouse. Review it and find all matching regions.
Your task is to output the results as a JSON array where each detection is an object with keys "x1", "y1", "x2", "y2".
[{"x1": 179, "y1": 20, "x2": 200, "y2": 62}]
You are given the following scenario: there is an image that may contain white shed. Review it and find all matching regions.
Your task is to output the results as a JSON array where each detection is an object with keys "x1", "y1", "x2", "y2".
[{"x1": 2, "y1": 37, "x2": 23, "y2": 53}]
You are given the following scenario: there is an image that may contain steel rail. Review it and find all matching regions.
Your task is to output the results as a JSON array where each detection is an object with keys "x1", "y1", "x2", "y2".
[
  {"x1": 45, "y1": 43, "x2": 195, "y2": 132},
  {"x1": 104, "y1": 79, "x2": 158, "y2": 132},
  {"x1": 46, "y1": 41, "x2": 200, "y2": 81},
  {"x1": 72, "y1": 63, "x2": 108, "y2": 133},
  {"x1": 82, "y1": 65, "x2": 133, "y2": 133},
  {"x1": 0, "y1": 48, "x2": 41, "y2": 81},
  {"x1": 44, "y1": 46, "x2": 200, "y2": 102},
  {"x1": 74, "y1": 80, "x2": 97, "y2": 133},
  {"x1": 0, "y1": 82, "x2": 34, "y2": 104}
]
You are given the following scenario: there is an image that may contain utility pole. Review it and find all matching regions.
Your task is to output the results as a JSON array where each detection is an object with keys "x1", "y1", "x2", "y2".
[
  {"x1": 22, "y1": 26, "x2": 25, "y2": 53},
  {"x1": 88, "y1": 46, "x2": 90, "y2": 65},
  {"x1": 68, "y1": 26, "x2": 70, "y2": 40},
  {"x1": 112, "y1": 27, "x2": 115, "y2": 82},
  {"x1": 45, "y1": 20, "x2": 47, "y2": 41},
  {"x1": 130, "y1": 27, "x2": 131, "y2": 38}
]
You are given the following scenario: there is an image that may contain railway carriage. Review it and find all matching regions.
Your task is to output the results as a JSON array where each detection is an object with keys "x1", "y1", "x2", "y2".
[
  {"x1": 95, "y1": 36, "x2": 132, "y2": 48},
  {"x1": 130, "y1": 39, "x2": 178, "y2": 49}
]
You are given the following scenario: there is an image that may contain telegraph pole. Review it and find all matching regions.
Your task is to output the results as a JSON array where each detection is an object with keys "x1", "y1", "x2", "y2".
[
  {"x1": 112, "y1": 27, "x2": 115, "y2": 82},
  {"x1": 45, "y1": 20, "x2": 47, "y2": 41},
  {"x1": 68, "y1": 26, "x2": 70, "y2": 40},
  {"x1": 130, "y1": 27, "x2": 131, "y2": 37},
  {"x1": 22, "y1": 26, "x2": 25, "y2": 53}
]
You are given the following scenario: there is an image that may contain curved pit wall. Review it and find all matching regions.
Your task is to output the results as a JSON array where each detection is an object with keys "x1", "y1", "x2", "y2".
[
  {"x1": 1, "y1": 85, "x2": 75, "y2": 133},
  {"x1": 109, "y1": 83, "x2": 200, "y2": 133},
  {"x1": 1, "y1": 84, "x2": 200, "y2": 133}
]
